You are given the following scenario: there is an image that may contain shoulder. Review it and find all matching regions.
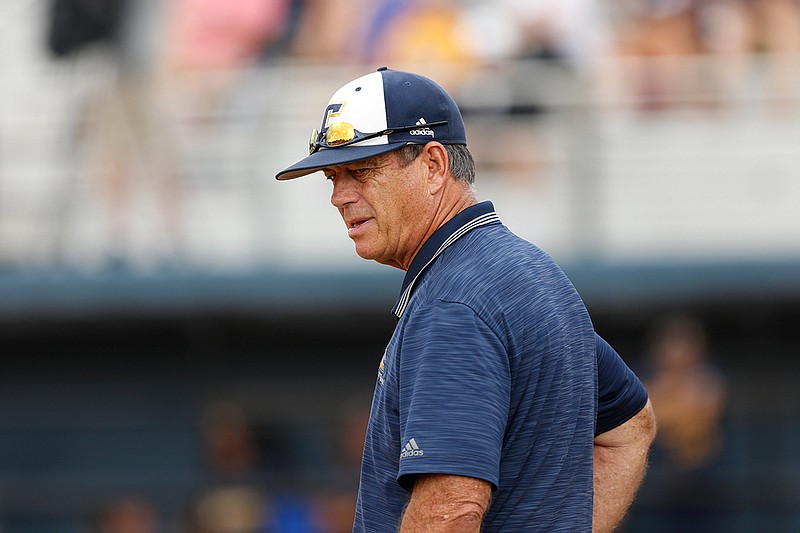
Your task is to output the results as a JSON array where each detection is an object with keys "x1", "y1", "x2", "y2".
[{"x1": 430, "y1": 225, "x2": 575, "y2": 308}]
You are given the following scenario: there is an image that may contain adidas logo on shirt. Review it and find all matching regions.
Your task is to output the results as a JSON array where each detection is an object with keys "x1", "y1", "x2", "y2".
[{"x1": 400, "y1": 438, "x2": 424, "y2": 458}]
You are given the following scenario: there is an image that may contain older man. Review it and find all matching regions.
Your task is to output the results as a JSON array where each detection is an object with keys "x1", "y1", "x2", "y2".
[{"x1": 277, "y1": 67, "x2": 656, "y2": 532}]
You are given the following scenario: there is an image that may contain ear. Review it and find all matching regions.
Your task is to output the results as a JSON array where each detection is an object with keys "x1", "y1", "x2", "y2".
[{"x1": 422, "y1": 142, "x2": 449, "y2": 195}]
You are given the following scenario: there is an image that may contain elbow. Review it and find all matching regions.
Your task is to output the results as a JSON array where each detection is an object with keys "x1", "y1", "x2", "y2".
[
  {"x1": 434, "y1": 502, "x2": 486, "y2": 529},
  {"x1": 402, "y1": 474, "x2": 491, "y2": 531},
  {"x1": 641, "y1": 399, "x2": 658, "y2": 446}
]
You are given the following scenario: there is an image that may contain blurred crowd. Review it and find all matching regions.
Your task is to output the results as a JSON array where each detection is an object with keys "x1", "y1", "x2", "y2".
[
  {"x1": 89, "y1": 400, "x2": 369, "y2": 533},
  {"x1": 79, "y1": 313, "x2": 730, "y2": 533},
  {"x1": 47, "y1": 0, "x2": 800, "y2": 86},
  {"x1": 39, "y1": 0, "x2": 800, "y2": 266}
]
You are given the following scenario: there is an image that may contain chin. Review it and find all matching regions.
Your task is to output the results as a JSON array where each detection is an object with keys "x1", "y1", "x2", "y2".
[
  {"x1": 354, "y1": 244, "x2": 377, "y2": 262},
  {"x1": 354, "y1": 244, "x2": 388, "y2": 265}
]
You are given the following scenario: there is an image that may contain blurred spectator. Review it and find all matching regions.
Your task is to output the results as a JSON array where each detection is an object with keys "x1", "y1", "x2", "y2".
[
  {"x1": 637, "y1": 314, "x2": 731, "y2": 532},
  {"x1": 162, "y1": 0, "x2": 291, "y2": 71},
  {"x1": 289, "y1": 0, "x2": 376, "y2": 62},
  {"x1": 694, "y1": 0, "x2": 752, "y2": 106},
  {"x1": 292, "y1": 0, "x2": 476, "y2": 91},
  {"x1": 160, "y1": 0, "x2": 293, "y2": 115},
  {"x1": 607, "y1": 0, "x2": 800, "y2": 112},
  {"x1": 189, "y1": 401, "x2": 270, "y2": 533},
  {"x1": 362, "y1": 0, "x2": 472, "y2": 71},
  {"x1": 694, "y1": 0, "x2": 753, "y2": 56},
  {"x1": 309, "y1": 401, "x2": 369, "y2": 533},
  {"x1": 53, "y1": 1, "x2": 183, "y2": 267},
  {"x1": 497, "y1": 0, "x2": 611, "y2": 72},
  {"x1": 748, "y1": 0, "x2": 800, "y2": 113},
  {"x1": 53, "y1": 0, "x2": 295, "y2": 268},
  {"x1": 611, "y1": 0, "x2": 701, "y2": 110},
  {"x1": 200, "y1": 401, "x2": 262, "y2": 482},
  {"x1": 646, "y1": 314, "x2": 727, "y2": 469},
  {"x1": 455, "y1": 0, "x2": 612, "y2": 182},
  {"x1": 47, "y1": 0, "x2": 128, "y2": 59},
  {"x1": 94, "y1": 498, "x2": 158, "y2": 533},
  {"x1": 186, "y1": 398, "x2": 370, "y2": 533},
  {"x1": 194, "y1": 487, "x2": 267, "y2": 533}
]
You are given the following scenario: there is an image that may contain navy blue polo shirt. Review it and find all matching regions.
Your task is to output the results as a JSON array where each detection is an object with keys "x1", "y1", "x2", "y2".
[
  {"x1": 353, "y1": 201, "x2": 647, "y2": 532},
  {"x1": 595, "y1": 334, "x2": 648, "y2": 436}
]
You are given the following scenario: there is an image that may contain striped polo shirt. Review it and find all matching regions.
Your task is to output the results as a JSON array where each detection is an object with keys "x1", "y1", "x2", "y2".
[{"x1": 354, "y1": 201, "x2": 644, "y2": 532}]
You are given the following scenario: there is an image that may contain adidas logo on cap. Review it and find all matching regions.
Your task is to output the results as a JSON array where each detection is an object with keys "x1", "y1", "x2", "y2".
[{"x1": 410, "y1": 118, "x2": 434, "y2": 137}]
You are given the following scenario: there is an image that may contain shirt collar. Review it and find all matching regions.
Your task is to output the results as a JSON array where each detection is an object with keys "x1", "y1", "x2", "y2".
[{"x1": 392, "y1": 201, "x2": 501, "y2": 319}]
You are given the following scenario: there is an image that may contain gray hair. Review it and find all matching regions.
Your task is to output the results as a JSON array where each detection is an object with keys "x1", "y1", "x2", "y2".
[{"x1": 396, "y1": 143, "x2": 476, "y2": 185}]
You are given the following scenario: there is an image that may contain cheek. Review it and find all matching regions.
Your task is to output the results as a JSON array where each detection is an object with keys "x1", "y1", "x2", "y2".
[
  {"x1": 370, "y1": 166, "x2": 426, "y2": 237},
  {"x1": 377, "y1": 184, "x2": 415, "y2": 229},
  {"x1": 398, "y1": 173, "x2": 429, "y2": 213}
]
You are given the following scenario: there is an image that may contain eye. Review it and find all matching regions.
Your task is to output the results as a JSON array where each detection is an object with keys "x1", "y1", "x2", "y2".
[{"x1": 351, "y1": 167, "x2": 370, "y2": 179}]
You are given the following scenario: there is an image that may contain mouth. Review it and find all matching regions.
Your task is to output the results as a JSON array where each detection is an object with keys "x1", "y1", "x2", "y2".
[{"x1": 347, "y1": 217, "x2": 372, "y2": 236}]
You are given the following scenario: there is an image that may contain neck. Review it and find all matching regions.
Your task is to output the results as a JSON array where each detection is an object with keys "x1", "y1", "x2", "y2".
[
  {"x1": 392, "y1": 182, "x2": 477, "y2": 271},
  {"x1": 433, "y1": 186, "x2": 478, "y2": 232}
]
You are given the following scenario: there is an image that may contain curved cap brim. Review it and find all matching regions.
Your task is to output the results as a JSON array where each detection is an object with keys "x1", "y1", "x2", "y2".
[{"x1": 275, "y1": 143, "x2": 405, "y2": 180}]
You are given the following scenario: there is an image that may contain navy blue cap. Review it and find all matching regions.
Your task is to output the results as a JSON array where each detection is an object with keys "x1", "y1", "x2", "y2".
[{"x1": 276, "y1": 68, "x2": 467, "y2": 180}]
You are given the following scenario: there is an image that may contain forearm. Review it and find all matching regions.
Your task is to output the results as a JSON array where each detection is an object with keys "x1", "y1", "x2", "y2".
[
  {"x1": 400, "y1": 500, "x2": 484, "y2": 533},
  {"x1": 399, "y1": 474, "x2": 490, "y2": 533},
  {"x1": 593, "y1": 400, "x2": 657, "y2": 533},
  {"x1": 593, "y1": 442, "x2": 648, "y2": 532}
]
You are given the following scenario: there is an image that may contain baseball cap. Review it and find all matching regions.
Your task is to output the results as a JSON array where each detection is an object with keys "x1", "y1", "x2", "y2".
[{"x1": 275, "y1": 67, "x2": 467, "y2": 180}]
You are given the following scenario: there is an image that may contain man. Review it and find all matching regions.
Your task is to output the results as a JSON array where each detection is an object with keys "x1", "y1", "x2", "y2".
[{"x1": 276, "y1": 67, "x2": 656, "y2": 532}]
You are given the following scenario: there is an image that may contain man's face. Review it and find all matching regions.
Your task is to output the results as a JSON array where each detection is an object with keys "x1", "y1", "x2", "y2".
[{"x1": 324, "y1": 149, "x2": 433, "y2": 270}]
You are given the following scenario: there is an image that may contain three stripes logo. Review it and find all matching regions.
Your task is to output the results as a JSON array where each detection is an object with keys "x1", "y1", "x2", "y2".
[
  {"x1": 410, "y1": 118, "x2": 434, "y2": 137},
  {"x1": 400, "y1": 438, "x2": 424, "y2": 458}
]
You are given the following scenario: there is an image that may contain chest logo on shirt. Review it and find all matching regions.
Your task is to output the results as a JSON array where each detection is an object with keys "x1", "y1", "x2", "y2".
[
  {"x1": 400, "y1": 438, "x2": 424, "y2": 459},
  {"x1": 377, "y1": 352, "x2": 386, "y2": 386}
]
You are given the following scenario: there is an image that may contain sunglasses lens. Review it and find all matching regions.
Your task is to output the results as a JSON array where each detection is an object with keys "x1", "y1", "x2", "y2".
[
  {"x1": 309, "y1": 128, "x2": 320, "y2": 155},
  {"x1": 325, "y1": 122, "x2": 356, "y2": 146}
]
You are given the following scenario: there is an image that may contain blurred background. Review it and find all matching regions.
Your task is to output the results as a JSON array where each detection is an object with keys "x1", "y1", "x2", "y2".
[{"x1": 1, "y1": 0, "x2": 799, "y2": 531}]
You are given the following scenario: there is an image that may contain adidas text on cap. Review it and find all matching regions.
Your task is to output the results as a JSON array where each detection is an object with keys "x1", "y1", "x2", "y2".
[{"x1": 275, "y1": 67, "x2": 467, "y2": 181}]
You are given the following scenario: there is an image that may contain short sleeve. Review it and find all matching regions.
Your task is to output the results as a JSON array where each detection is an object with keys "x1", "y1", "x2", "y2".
[
  {"x1": 396, "y1": 300, "x2": 510, "y2": 491},
  {"x1": 595, "y1": 333, "x2": 648, "y2": 436}
]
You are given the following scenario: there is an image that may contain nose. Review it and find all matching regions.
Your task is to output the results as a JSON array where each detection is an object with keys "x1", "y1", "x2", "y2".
[{"x1": 330, "y1": 173, "x2": 358, "y2": 208}]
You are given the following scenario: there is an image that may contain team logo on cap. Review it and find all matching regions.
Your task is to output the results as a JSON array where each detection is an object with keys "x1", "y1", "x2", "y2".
[{"x1": 322, "y1": 102, "x2": 345, "y2": 129}]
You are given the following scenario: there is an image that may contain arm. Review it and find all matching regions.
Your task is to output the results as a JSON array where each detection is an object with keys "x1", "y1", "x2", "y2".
[
  {"x1": 400, "y1": 474, "x2": 492, "y2": 533},
  {"x1": 593, "y1": 399, "x2": 657, "y2": 533}
]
